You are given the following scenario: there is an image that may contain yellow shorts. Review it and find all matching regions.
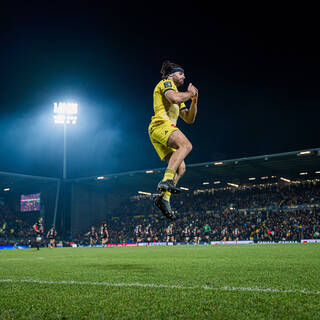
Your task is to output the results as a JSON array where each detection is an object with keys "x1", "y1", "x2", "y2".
[{"x1": 148, "y1": 121, "x2": 178, "y2": 161}]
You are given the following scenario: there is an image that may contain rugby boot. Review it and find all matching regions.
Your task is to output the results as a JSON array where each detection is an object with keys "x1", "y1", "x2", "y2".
[
  {"x1": 154, "y1": 196, "x2": 176, "y2": 221},
  {"x1": 157, "y1": 179, "x2": 181, "y2": 194}
]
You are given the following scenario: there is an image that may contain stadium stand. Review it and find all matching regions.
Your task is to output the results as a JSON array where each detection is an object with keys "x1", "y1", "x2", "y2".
[
  {"x1": 1, "y1": 148, "x2": 320, "y2": 247},
  {"x1": 73, "y1": 179, "x2": 320, "y2": 245}
]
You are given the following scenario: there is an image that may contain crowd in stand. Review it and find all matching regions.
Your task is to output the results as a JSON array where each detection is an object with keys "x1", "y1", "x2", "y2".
[
  {"x1": 1, "y1": 180, "x2": 320, "y2": 246},
  {"x1": 0, "y1": 203, "x2": 35, "y2": 246},
  {"x1": 115, "y1": 180, "x2": 320, "y2": 217},
  {"x1": 79, "y1": 180, "x2": 320, "y2": 244},
  {"x1": 0, "y1": 204, "x2": 54, "y2": 247},
  {"x1": 100, "y1": 206, "x2": 320, "y2": 244}
]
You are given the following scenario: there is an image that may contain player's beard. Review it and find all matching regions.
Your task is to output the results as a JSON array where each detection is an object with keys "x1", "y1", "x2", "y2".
[{"x1": 175, "y1": 78, "x2": 184, "y2": 87}]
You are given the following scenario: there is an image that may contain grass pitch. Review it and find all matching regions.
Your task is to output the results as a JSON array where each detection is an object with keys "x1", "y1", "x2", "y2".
[{"x1": 0, "y1": 244, "x2": 319, "y2": 319}]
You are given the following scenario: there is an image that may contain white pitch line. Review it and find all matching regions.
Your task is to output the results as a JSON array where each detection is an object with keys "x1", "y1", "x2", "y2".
[{"x1": 0, "y1": 279, "x2": 319, "y2": 295}]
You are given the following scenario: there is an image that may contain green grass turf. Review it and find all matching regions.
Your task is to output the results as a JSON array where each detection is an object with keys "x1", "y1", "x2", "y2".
[{"x1": 0, "y1": 244, "x2": 319, "y2": 320}]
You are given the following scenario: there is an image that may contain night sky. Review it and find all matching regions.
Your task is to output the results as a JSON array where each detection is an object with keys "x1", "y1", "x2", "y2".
[{"x1": 0, "y1": 3, "x2": 319, "y2": 178}]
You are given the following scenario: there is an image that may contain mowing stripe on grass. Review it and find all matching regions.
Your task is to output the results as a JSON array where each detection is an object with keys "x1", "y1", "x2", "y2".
[{"x1": 0, "y1": 279, "x2": 319, "y2": 295}]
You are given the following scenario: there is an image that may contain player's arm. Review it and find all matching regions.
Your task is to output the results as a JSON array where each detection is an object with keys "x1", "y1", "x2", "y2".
[
  {"x1": 165, "y1": 90, "x2": 192, "y2": 104},
  {"x1": 46, "y1": 231, "x2": 49, "y2": 238},
  {"x1": 180, "y1": 84, "x2": 198, "y2": 123},
  {"x1": 180, "y1": 95, "x2": 198, "y2": 124},
  {"x1": 164, "y1": 83, "x2": 197, "y2": 104}
]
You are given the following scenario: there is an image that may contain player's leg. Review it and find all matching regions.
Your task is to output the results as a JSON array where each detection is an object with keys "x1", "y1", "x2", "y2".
[
  {"x1": 159, "y1": 152, "x2": 174, "y2": 202},
  {"x1": 158, "y1": 130, "x2": 192, "y2": 193},
  {"x1": 149, "y1": 124, "x2": 191, "y2": 193},
  {"x1": 159, "y1": 157, "x2": 185, "y2": 201},
  {"x1": 167, "y1": 130, "x2": 192, "y2": 172},
  {"x1": 150, "y1": 125, "x2": 191, "y2": 220},
  {"x1": 155, "y1": 155, "x2": 187, "y2": 221},
  {"x1": 174, "y1": 160, "x2": 186, "y2": 187}
]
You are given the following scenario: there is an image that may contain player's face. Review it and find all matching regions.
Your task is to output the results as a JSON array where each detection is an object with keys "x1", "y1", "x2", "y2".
[{"x1": 172, "y1": 71, "x2": 185, "y2": 87}]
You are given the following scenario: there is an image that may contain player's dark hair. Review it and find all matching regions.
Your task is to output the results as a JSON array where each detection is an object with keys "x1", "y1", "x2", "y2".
[{"x1": 160, "y1": 60, "x2": 184, "y2": 79}]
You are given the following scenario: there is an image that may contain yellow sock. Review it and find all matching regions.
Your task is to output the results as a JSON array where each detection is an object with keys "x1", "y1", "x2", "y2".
[
  {"x1": 162, "y1": 191, "x2": 171, "y2": 201},
  {"x1": 162, "y1": 168, "x2": 176, "y2": 182}
]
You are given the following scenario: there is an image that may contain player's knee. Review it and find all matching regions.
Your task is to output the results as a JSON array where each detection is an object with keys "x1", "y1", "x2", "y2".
[
  {"x1": 185, "y1": 141, "x2": 192, "y2": 154},
  {"x1": 179, "y1": 139, "x2": 192, "y2": 152}
]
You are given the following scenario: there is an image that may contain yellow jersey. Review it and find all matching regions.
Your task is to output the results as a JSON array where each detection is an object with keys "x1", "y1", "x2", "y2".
[{"x1": 150, "y1": 79, "x2": 186, "y2": 126}]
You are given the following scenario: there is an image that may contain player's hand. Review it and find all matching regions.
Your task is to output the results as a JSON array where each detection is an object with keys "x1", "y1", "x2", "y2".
[
  {"x1": 188, "y1": 83, "x2": 197, "y2": 97},
  {"x1": 191, "y1": 85, "x2": 199, "y2": 100}
]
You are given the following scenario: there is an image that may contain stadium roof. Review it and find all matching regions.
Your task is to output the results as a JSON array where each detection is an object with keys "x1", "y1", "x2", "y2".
[
  {"x1": 70, "y1": 147, "x2": 320, "y2": 194},
  {"x1": 1, "y1": 147, "x2": 319, "y2": 195},
  {"x1": 0, "y1": 171, "x2": 59, "y2": 195}
]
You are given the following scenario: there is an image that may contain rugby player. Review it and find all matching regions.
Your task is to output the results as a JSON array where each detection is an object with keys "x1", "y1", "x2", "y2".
[
  {"x1": 46, "y1": 225, "x2": 57, "y2": 248},
  {"x1": 148, "y1": 60, "x2": 198, "y2": 220},
  {"x1": 100, "y1": 222, "x2": 109, "y2": 247},
  {"x1": 33, "y1": 217, "x2": 44, "y2": 251},
  {"x1": 166, "y1": 222, "x2": 175, "y2": 243},
  {"x1": 85, "y1": 226, "x2": 98, "y2": 247}
]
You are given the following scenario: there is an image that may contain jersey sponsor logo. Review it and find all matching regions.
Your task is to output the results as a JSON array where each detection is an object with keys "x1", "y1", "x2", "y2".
[{"x1": 163, "y1": 81, "x2": 172, "y2": 88}]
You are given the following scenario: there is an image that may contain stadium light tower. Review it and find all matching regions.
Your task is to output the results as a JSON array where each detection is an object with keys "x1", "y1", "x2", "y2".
[{"x1": 53, "y1": 102, "x2": 78, "y2": 179}]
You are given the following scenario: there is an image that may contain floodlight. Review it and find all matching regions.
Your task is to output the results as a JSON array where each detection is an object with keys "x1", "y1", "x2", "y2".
[
  {"x1": 138, "y1": 191, "x2": 152, "y2": 195},
  {"x1": 53, "y1": 102, "x2": 78, "y2": 124},
  {"x1": 52, "y1": 101, "x2": 79, "y2": 233},
  {"x1": 227, "y1": 182, "x2": 239, "y2": 188},
  {"x1": 298, "y1": 151, "x2": 311, "y2": 156}
]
